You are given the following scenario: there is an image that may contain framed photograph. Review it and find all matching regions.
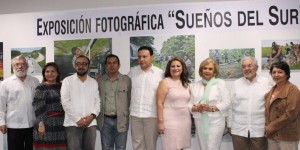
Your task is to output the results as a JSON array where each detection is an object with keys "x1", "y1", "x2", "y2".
[
  {"x1": 209, "y1": 48, "x2": 255, "y2": 80},
  {"x1": 261, "y1": 40, "x2": 300, "y2": 71},
  {"x1": 54, "y1": 38, "x2": 112, "y2": 80},
  {"x1": 11, "y1": 47, "x2": 46, "y2": 80},
  {"x1": 130, "y1": 35, "x2": 195, "y2": 79}
]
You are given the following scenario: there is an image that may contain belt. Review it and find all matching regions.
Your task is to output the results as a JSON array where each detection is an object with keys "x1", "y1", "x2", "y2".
[
  {"x1": 47, "y1": 111, "x2": 65, "y2": 117},
  {"x1": 104, "y1": 114, "x2": 117, "y2": 119}
]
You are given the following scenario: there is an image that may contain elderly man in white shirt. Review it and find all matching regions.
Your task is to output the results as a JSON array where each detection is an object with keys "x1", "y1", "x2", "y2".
[
  {"x1": 0, "y1": 56, "x2": 40, "y2": 150},
  {"x1": 228, "y1": 56, "x2": 273, "y2": 150},
  {"x1": 61, "y1": 55, "x2": 100, "y2": 150},
  {"x1": 128, "y1": 46, "x2": 163, "y2": 150}
]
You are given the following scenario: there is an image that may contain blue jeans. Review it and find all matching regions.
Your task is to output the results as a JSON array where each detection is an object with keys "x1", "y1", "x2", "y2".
[
  {"x1": 65, "y1": 126, "x2": 96, "y2": 150},
  {"x1": 100, "y1": 117, "x2": 128, "y2": 150}
]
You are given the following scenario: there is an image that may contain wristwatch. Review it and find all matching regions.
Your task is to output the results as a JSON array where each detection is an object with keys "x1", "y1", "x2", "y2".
[{"x1": 91, "y1": 113, "x2": 96, "y2": 119}]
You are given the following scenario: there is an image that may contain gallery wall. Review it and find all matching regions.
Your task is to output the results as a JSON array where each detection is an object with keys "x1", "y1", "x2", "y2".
[{"x1": 0, "y1": 0, "x2": 300, "y2": 150}]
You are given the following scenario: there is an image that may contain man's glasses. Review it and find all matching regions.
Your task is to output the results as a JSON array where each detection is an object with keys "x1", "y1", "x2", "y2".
[
  {"x1": 75, "y1": 62, "x2": 89, "y2": 67},
  {"x1": 13, "y1": 63, "x2": 27, "y2": 68}
]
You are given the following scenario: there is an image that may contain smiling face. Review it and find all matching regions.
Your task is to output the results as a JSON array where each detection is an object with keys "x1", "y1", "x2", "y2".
[
  {"x1": 201, "y1": 63, "x2": 215, "y2": 80},
  {"x1": 271, "y1": 67, "x2": 287, "y2": 85},
  {"x1": 170, "y1": 60, "x2": 183, "y2": 79},
  {"x1": 12, "y1": 57, "x2": 28, "y2": 78},
  {"x1": 241, "y1": 58, "x2": 258, "y2": 81},
  {"x1": 44, "y1": 66, "x2": 58, "y2": 84}
]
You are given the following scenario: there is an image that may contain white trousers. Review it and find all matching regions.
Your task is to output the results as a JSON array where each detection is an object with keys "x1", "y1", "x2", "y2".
[{"x1": 194, "y1": 116, "x2": 225, "y2": 150}]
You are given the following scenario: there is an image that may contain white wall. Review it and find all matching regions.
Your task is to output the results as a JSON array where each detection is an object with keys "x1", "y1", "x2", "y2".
[{"x1": 0, "y1": 0, "x2": 299, "y2": 150}]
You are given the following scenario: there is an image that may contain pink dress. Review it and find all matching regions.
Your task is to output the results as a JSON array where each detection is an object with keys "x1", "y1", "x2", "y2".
[{"x1": 162, "y1": 78, "x2": 191, "y2": 150}]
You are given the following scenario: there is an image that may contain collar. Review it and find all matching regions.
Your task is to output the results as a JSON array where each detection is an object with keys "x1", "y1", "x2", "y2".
[
  {"x1": 271, "y1": 81, "x2": 292, "y2": 99},
  {"x1": 138, "y1": 64, "x2": 154, "y2": 73},
  {"x1": 242, "y1": 74, "x2": 262, "y2": 84},
  {"x1": 105, "y1": 73, "x2": 120, "y2": 81},
  {"x1": 72, "y1": 73, "x2": 90, "y2": 81},
  {"x1": 11, "y1": 74, "x2": 27, "y2": 81}
]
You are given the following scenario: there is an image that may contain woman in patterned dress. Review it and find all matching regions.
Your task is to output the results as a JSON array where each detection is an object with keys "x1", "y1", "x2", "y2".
[
  {"x1": 32, "y1": 62, "x2": 67, "y2": 150},
  {"x1": 156, "y1": 57, "x2": 191, "y2": 150}
]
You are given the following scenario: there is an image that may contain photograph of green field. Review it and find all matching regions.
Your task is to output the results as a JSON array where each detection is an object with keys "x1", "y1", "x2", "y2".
[
  {"x1": 261, "y1": 40, "x2": 300, "y2": 70},
  {"x1": 54, "y1": 38, "x2": 112, "y2": 80},
  {"x1": 130, "y1": 35, "x2": 195, "y2": 79},
  {"x1": 209, "y1": 48, "x2": 255, "y2": 80},
  {"x1": 11, "y1": 47, "x2": 46, "y2": 80}
]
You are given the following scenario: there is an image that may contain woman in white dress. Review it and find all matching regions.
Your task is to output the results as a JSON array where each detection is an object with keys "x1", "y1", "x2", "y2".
[{"x1": 188, "y1": 58, "x2": 230, "y2": 150}]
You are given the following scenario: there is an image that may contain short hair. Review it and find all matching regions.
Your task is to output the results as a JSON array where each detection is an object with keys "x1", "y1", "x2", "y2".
[
  {"x1": 138, "y1": 46, "x2": 153, "y2": 56},
  {"x1": 105, "y1": 54, "x2": 120, "y2": 65},
  {"x1": 269, "y1": 61, "x2": 290, "y2": 80},
  {"x1": 199, "y1": 58, "x2": 219, "y2": 78},
  {"x1": 42, "y1": 62, "x2": 61, "y2": 83},
  {"x1": 164, "y1": 57, "x2": 190, "y2": 88},
  {"x1": 75, "y1": 55, "x2": 90, "y2": 65},
  {"x1": 241, "y1": 56, "x2": 258, "y2": 67},
  {"x1": 71, "y1": 47, "x2": 79, "y2": 55},
  {"x1": 11, "y1": 56, "x2": 28, "y2": 66}
]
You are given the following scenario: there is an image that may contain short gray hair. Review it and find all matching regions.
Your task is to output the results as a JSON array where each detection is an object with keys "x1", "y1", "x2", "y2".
[
  {"x1": 241, "y1": 56, "x2": 257, "y2": 66},
  {"x1": 11, "y1": 56, "x2": 28, "y2": 66}
]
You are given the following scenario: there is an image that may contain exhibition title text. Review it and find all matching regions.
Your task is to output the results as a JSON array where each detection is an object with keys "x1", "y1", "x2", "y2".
[{"x1": 36, "y1": 5, "x2": 300, "y2": 36}]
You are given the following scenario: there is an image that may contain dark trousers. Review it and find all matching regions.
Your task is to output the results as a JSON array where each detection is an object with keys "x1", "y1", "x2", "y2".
[
  {"x1": 232, "y1": 132, "x2": 268, "y2": 150},
  {"x1": 7, "y1": 127, "x2": 33, "y2": 150}
]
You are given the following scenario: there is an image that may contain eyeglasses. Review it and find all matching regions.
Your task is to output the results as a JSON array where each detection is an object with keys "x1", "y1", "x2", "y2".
[
  {"x1": 14, "y1": 63, "x2": 27, "y2": 68},
  {"x1": 75, "y1": 62, "x2": 89, "y2": 67}
]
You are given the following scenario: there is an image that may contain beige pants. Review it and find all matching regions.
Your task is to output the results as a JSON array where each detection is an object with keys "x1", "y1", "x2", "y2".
[
  {"x1": 268, "y1": 139, "x2": 299, "y2": 150},
  {"x1": 130, "y1": 116, "x2": 158, "y2": 150}
]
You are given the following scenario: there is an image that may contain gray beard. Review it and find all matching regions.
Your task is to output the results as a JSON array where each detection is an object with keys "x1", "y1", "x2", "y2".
[{"x1": 13, "y1": 70, "x2": 27, "y2": 77}]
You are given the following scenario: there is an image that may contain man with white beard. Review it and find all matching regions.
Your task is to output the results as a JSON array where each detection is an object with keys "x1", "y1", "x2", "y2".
[{"x1": 0, "y1": 56, "x2": 39, "y2": 150}]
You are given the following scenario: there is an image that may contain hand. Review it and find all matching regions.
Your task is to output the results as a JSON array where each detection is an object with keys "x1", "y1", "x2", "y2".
[
  {"x1": 76, "y1": 118, "x2": 87, "y2": 128},
  {"x1": 0, "y1": 125, "x2": 7, "y2": 134},
  {"x1": 158, "y1": 122, "x2": 164, "y2": 134},
  {"x1": 38, "y1": 122, "x2": 45, "y2": 137},
  {"x1": 192, "y1": 104, "x2": 204, "y2": 112},
  {"x1": 200, "y1": 104, "x2": 211, "y2": 112},
  {"x1": 227, "y1": 128, "x2": 232, "y2": 135},
  {"x1": 82, "y1": 115, "x2": 94, "y2": 127},
  {"x1": 264, "y1": 128, "x2": 269, "y2": 137}
]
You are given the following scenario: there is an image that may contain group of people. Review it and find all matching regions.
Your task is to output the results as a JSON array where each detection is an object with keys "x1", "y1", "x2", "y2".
[
  {"x1": 0, "y1": 45, "x2": 299, "y2": 150},
  {"x1": 269, "y1": 41, "x2": 300, "y2": 67}
]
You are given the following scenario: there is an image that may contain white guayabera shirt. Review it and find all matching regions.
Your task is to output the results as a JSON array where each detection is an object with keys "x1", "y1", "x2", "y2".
[
  {"x1": 128, "y1": 65, "x2": 163, "y2": 118},
  {"x1": 0, "y1": 75, "x2": 39, "y2": 128}
]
